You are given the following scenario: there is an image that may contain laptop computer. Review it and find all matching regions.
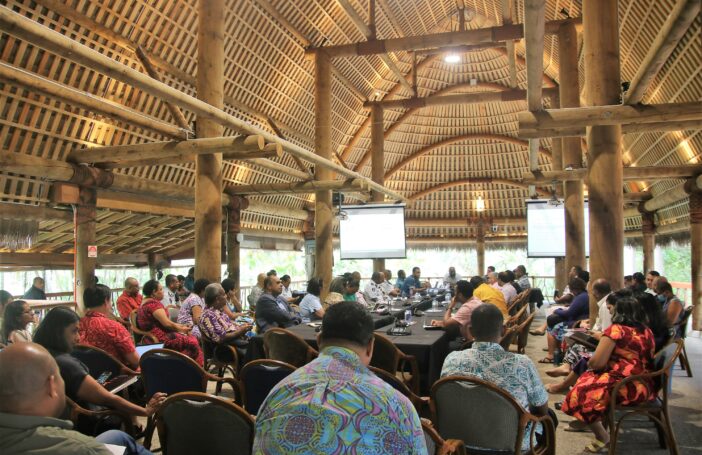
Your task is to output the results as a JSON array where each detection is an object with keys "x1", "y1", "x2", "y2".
[{"x1": 135, "y1": 343, "x2": 164, "y2": 357}]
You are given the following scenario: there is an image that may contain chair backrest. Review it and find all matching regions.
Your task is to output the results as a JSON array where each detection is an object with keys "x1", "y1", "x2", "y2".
[
  {"x1": 369, "y1": 365, "x2": 413, "y2": 397},
  {"x1": 516, "y1": 312, "x2": 537, "y2": 352},
  {"x1": 370, "y1": 333, "x2": 401, "y2": 374},
  {"x1": 678, "y1": 307, "x2": 693, "y2": 339},
  {"x1": 155, "y1": 392, "x2": 255, "y2": 455},
  {"x1": 652, "y1": 340, "x2": 684, "y2": 394},
  {"x1": 499, "y1": 326, "x2": 518, "y2": 351},
  {"x1": 129, "y1": 309, "x2": 156, "y2": 343},
  {"x1": 139, "y1": 349, "x2": 207, "y2": 398},
  {"x1": 506, "y1": 304, "x2": 528, "y2": 327},
  {"x1": 263, "y1": 328, "x2": 317, "y2": 367},
  {"x1": 239, "y1": 359, "x2": 296, "y2": 415},
  {"x1": 71, "y1": 344, "x2": 126, "y2": 380},
  {"x1": 431, "y1": 376, "x2": 524, "y2": 453}
]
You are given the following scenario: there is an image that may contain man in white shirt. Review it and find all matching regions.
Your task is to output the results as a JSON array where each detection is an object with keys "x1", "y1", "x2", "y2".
[
  {"x1": 443, "y1": 267, "x2": 461, "y2": 287},
  {"x1": 364, "y1": 272, "x2": 386, "y2": 303},
  {"x1": 645, "y1": 270, "x2": 659, "y2": 295},
  {"x1": 379, "y1": 270, "x2": 399, "y2": 297},
  {"x1": 590, "y1": 279, "x2": 613, "y2": 332},
  {"x1": 161, "y1": 274, "x2": 179, "y2": 306}
]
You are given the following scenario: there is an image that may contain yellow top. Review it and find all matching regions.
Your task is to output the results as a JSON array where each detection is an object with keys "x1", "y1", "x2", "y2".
[{"x1": 473, "y1": 283, "x2": 509, "y2": 318}]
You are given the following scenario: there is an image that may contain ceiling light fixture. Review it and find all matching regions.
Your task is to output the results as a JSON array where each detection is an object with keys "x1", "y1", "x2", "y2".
[
  {"x1": 475, "y1": 195, "x2": 485, "y2": 212},
  {"x1": 444, "y1": 53, "x2": 460, "y2": 64}
]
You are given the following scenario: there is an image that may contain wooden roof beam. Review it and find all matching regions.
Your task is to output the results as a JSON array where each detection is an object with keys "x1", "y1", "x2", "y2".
[
  {"x1": 521, "y1": 164, "x2": 702, "y2": 184},
  {"x1": 0, "y1": 6, "x2": 407, "y2": 202},
  {"x1": 405, "y1": 217, "x2": 524, "y2": 227},
  {"x1": 0, "y1": 202, "x2": 73, "y2": 222},
  {"x1": 336, "y1": 0, "x2": 414, "y2": 94},
  {"x1": 518, "y1": 102, "x2": 702, "y2": 139},
  {"x1": 623, "y1": 0, "x2": 701, "y2": 105},
  {"x1": 224, "y1": 179, "x2": 369, "y2": 196},
  {"x1": 364, "y1": 87, "x2": 558, "y2": 109},
  {"x1": 0, "y1": 252, "x2": 166, "y2": 267},
  {"x1": 304, "y1": 17, "x2": 579, "y2": 58},
  {"x1": 0, "y1": 62, "x2": 188, "y2": 140},
  {"x1": 408, "y1": 178, "x2": 550, "y2": 201},
  {"x1": 501, "y1": 0, "x2": 517, "y2": 88}
]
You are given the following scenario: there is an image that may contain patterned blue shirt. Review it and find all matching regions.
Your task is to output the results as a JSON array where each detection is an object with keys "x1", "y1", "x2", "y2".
[
  {"x1": 441, "y1": 342, "x2": 548, "y2": 451},
  {"x1": 253, "y1": 346, "x2": 427, "y2": 454}
]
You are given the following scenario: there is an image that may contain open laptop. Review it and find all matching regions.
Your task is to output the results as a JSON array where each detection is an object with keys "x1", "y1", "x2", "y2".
[{"x1": 135, "y1": 343, "x2": 164, "y2": 357}]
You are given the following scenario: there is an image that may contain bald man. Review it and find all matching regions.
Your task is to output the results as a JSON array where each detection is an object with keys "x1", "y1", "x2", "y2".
[{"x1": 0, "y1": 342, "x2": 152, "y2": 455}]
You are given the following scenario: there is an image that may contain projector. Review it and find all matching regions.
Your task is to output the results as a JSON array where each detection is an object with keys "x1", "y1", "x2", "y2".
[{"x1": 547, "y1": 198, "x2": 563, "y2": 207}]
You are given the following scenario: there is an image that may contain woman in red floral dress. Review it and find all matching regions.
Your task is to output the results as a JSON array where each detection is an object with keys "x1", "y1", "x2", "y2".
[
  {"x1": 137, "y1": 279, "x2": 204, "y2": 366},
  {"x1": 561, "y1": 295, "x2": 656, "y2": 452}
]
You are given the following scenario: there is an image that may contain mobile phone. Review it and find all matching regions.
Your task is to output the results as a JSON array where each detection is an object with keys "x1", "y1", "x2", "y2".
[{"x1": 96, "y1": 371, "x2": 112, "y2": 385}]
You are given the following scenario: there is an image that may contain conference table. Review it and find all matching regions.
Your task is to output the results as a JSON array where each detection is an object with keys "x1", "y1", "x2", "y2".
[{"x1": 248, "y1": 296, "x2": 452, "y2": 394}]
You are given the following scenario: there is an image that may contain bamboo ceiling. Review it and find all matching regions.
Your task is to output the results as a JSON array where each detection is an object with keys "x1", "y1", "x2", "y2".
[{"x1": 0, "y1": 0, "x2": 700, "y2": 256}]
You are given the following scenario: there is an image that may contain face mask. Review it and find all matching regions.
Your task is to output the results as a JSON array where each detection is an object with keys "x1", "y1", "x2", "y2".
[{"x1": 656, "y1": 294, "x2": 666, "y2": 303}]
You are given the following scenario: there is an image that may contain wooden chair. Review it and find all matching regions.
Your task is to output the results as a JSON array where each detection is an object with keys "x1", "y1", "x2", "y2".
[
  {"x1": 66, "y1": 397, "x2": 135, "y2": 437},
  {"x1": 200, "y1": 333, "x2": 240, "y2": 384},
  {"x1": 505, "y1": 304, "x2": 528, "y2": 327},
  {"x1": 71, "y1": 344, "x2": 138, "y2": 378},
  {"x1": 421, "y1": 418, "x2": 467, "y2": 455},
  {"x1": 499, "y1": 326, "x2": 519, "y2": 351},
  {"x1": 431, "y1": 375, "x2": 556, "y2": 455},
  {"x1": 507, "y1": 289, "x2": 531, "y2": 315},
  {"x1": 676, "y1": 307, "x2": 693, "y2": 377},
  {"x1": 512, "y1": 312, "x2": 537, "y2": 354},
  {"x1": 139, "y1": 348, "x2": 238, "y2": 448},
  {"x1": 239, "y1": 359, "x2": 296, "y2": 415},
  {"x1": 370, "y1": 365, "x2": 429, "y2": 416},
  {"x1": 607, "y1": 340, "x2": 683, "y2": 455},
  {"x1": 154, "y1": 392, "x2": 255, "y2": 455},
  {"x1": 370, "y1": 333, "x2": 420, "y2": 394},
  {"x1": 129, "y1": 309, "x2": 159, "y2": 344},
  {"x1": 262, "y1": 327, "x2": 318, "y2": 367}
]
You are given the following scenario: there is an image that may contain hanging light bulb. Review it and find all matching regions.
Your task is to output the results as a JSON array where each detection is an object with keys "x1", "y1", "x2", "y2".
[
  {"x1": 444, "y1": 53, "x2": 460, "y2": 64},
  {"x1": 475, "y1": 195, "x2": 485, "y2": 212}
]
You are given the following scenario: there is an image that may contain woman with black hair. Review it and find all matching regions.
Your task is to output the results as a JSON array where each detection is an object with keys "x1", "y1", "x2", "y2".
[
  {"x1": 137, "y1": 279, "x2": 203, "y2": 365},
  {"x1": 34, "y1": 307, "x2": 165, "y2": 433},
  {"x1": 0, "y1": 289, "x2": 13, "y2": 325},
  {"x1": 299, "y1": 277, "x2": 324, "y2": 320},
  {"x1": 635, "y1": 292, "x2": 672, "y2": 352},
  {"x1": 177, "y1": 278, "x2": 210, "y2": 339},
  {"x1": 561, "y1": 296, "x2": 656, "y2": 452},
  {"x1": 2, "y1": 300, "x2": 34, "y2": 344}
]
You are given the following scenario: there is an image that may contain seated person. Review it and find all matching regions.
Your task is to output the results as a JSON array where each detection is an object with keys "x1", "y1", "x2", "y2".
[
  {"x1": 198, "y1": 283, "x2": 252, "y2": 354},
  {"x1": 441, "y1": 304, "x2": 553, "y2": 452},
  {"x1": 562, "y1": 296, "x2": 656, "y2": 452},
  {"x1": 279, "y1": 274, "x2": 300, "y2": 305},
  {"x1": 443, "y1": 266, "x2": 461, "y2": 288},
  {"x1": 470, "y1": 276, "x2": 509, "y2": 318},
  {"x1": 248, "y1": 273, "x2": 266, "y2": 311},
  {"x1": 115, "y1": 277, "x2": 142, "y2": 321},
  {"x1": 494, "y1": 271, "x2": 518, "y2": 304},
  {"x1": 380, "y1": 270, "x2": 400, "y2": 297},
  {"x1": 514, "y1": 265, "x2": 531, "y2": 290},
  {"x1": 33, "y1": 308, "x2": 165, "y2": 434},
  {"x1": 299, "y1": 278, "x2": 324, "y2": 320},
  {"x1": 137, "y1": 280, "x2": 203, "y2": 366},
  {"x1": 430, "y1": 280, "x2": 483, "y2": 340},
  {"x1": 395, "y1": 269, "x2": 407, "y2": 291},
  {"x1": 23, "y1": 277, "x2": 47, "y2": 300},
  {"x1": 160, "y1": 274, "x2": 180, "y2": 307},
  {"x1": 342, "y1": 279, "x2": 368, "y2": 307},
  {"x1": 255, "y1": 275, "x2": 301, "y2": 333},
  {"x1": 79, "y1": 285, "x2": 139, "y2": 370},
  {"x1": 363, "y1": 272, "x2": 386, "y2": 303},
  {"x1": 221, "y1": 278, "x2": 245, "y2": 319},
  {"x1": 655, "y1": 279, "x2": 685, "y2": 338},
  {"x1": 2, "y1": 300, "x2": 34, "y2": 344},
  {"x1": 401, "y1": 267, "x2": 430, "y2": 296},
  {"x1": 0, "y1": 342, "x2": 155, "y2": 455},
  {"x1": 177, "y1": 278, "x2": 210, "y2": 340},
  {"x1": 540, "y1": 277, "x2": 589, "y2": 363},
  {"x1": 253, "y1": 302, "x2": 426, "y2": 453}
]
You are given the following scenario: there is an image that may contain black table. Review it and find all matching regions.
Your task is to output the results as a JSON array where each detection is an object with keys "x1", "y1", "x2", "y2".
[{"x1": 248, "y1": 309, "x2": 451, "y2": 394}]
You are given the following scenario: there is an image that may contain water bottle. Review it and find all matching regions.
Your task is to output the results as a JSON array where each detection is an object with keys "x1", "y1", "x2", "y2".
[
  {"x1": 445, "y1": 292, "x2": 451, "y2": 306},
  {"x1": 404, "y1": 309, "x2": 412, "y2": 323},
  {"x1": 432, "y1": 299, "x2": 439, "y2": 310}
]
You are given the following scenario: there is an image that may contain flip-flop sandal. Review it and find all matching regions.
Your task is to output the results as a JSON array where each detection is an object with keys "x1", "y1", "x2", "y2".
[
  {"x1": 529, "y1": 330, "x2": 545, "y2": 336},
  {"x1": 538, "y1": 357, "x2": 554, "y2": 364},
  {"x1": 546, "y1": 383, "x2": 568, "y2": 394},
  {"x1": 564, "y1": 421, "x2": 588, "y2": 432},
  {"x1": 585, "y1": 439, "x2": 609, "y2": 453},
  {"x1": 542, "y1": 347, "x2": 549, "y2": 351}
]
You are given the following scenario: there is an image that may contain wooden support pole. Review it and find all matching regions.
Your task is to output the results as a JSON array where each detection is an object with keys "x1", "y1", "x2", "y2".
[
  {"x1": 476, "y1": 219, "x2": 486, "y2": 276},
  {"x1": 304, "y1": 17, "x2": 579, "y2": 58},
  {"x1": 315, "y1": 50, "x2": 334, "y2": 298},
  {"x1": 195, "y1": 0, "x2": 224, "y2": 283},
  {"x1": 501, "y1": 0, "x2": 517, "y2": 88},
  {"x1": 371, "y1": 103, "x2": 385, "y2": 272},
  {"x1": 226, "y1": 196, "x2": 249, "y2": 289},
  {"x1": 640, "y1": 207, "x2": 656, "y2": 273},
  {"x1": 368, "y1": 0, "x2": 376, "y2": 39},
  {"x1": 135, "y1": 46, "x2": 191, "y2": 131},
  {"x1": 524, "y1": 0, "x2": 545, "y2": 174},
  {"x1": 0, "y1": 62, "x2": 188, "y2": 140},
  {"x1": 100, "y1": 144, "x2": 281, "y2": 169},
  {"x1": 147, "y1": 253, "x2": 158, "y2": 280},
  {"x1": 559, "y1": 21, "x2": 585, "y2": 272},
  {"x1": 623, "y1": 0, "x2": 701, "y2": 105},
  {"x1": 690, "y1": 189, "x2": 702, "y2": 330},
  {"x1": 224, "y1": 179, "x2": 368, "y2": 195},
  {"x1": 74, "y1": 187, "x2": 96, "y2": 312},
  {"x1": 584, "y1": 0, "x2": 623, "y2": 325},
  {"x1": 518, "y1": 102, "x2": 702, "y2": 139},
  {"x1": 554, "y1": 257, "x2": 567, "y2": 293},
  {"x1": 69, "y1": 135, "x2": 268, "y2": 165},
  {"x1": 0, "y1": 6, "x2": 405, "y2": 202}
]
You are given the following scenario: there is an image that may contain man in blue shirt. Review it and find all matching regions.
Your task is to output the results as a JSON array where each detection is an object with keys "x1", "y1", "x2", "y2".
[
  {"x1": 401, "y1": 266, "x2": 429, "y2": 296},
  {"x1": 253, "y1": 302, "x2": 426, "y2": 454}
]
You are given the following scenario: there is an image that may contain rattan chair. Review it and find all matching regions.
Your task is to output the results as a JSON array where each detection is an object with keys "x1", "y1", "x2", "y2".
[
  {"x1": 262, "y1": 327, "x2": 317, "y2": 367},
  {"x1": 607, "y1": 340, "x2": 683, "y2": 455},
  {"x1": 431, "y1": 375, "x2": 556, "y2": 455},
  {"x1": 513, "y1": 312, "x2": 537, "y2": 354},
  {"x1": 154, "y1": 392, "x2": 255, "y2": 455},
  {"x1": 499, "y1": 326, "x2": 519, "y2": 351},
  {"x1": 676, "y1": 307, "x2": 693, "y2": 377},
  {"x1": 505, "y1": 304, "x2": 528, "y2": 327},
  {"x1": 370, "y1": 332, "x2": 421, "y2": 394}
]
